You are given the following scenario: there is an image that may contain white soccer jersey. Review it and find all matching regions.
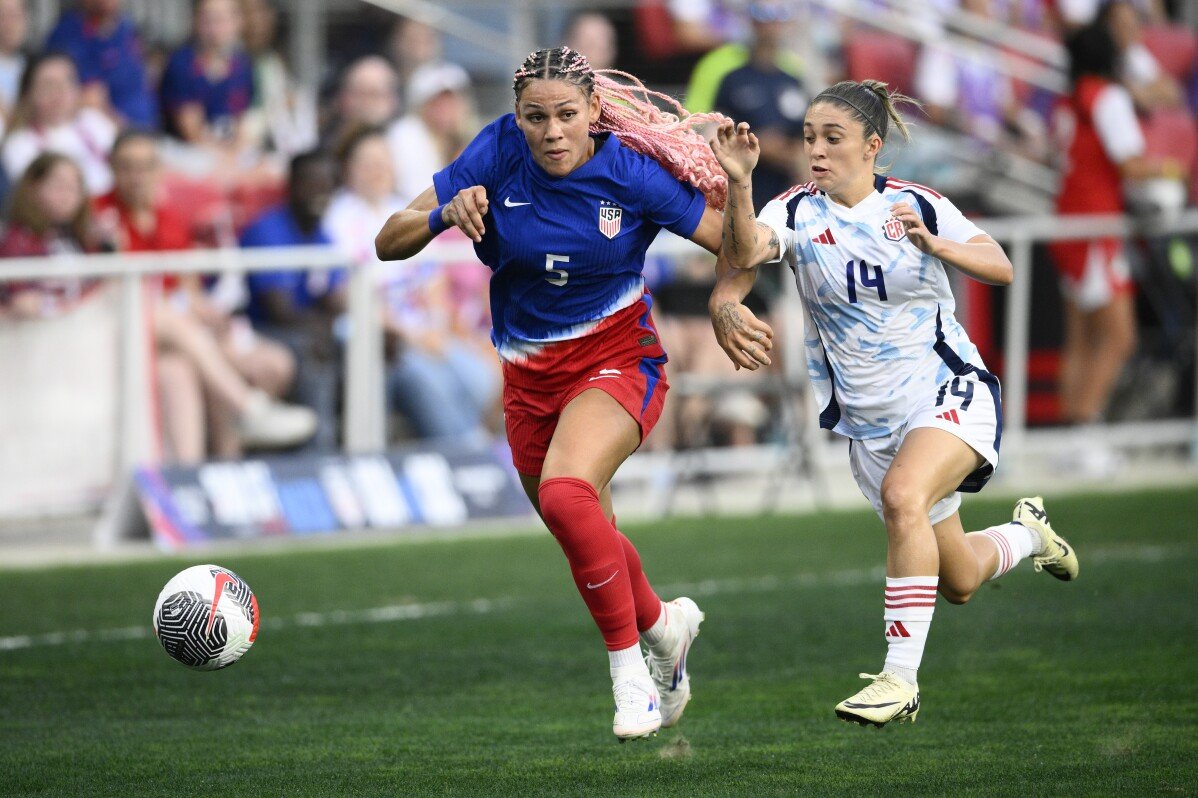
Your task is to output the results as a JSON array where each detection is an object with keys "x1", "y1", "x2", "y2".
[{"x1": 759, "y1": 175, "x2": 991, "y2": 439}]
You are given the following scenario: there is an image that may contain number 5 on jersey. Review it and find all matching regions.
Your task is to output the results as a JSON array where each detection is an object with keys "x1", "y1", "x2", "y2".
[{"x1": 545, "y1": 254, "x2": 569, "y2": 286}]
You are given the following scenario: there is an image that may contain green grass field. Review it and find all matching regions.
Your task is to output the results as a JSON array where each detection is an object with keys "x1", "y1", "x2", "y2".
[{"x1": 1, "y1": 487, "x2": 1196, "y2": 797}]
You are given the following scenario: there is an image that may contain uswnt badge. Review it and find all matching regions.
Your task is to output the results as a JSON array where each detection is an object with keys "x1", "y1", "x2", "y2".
[
  {"x1": 883, "y1": 216, "x2": 906, "y2": 241},
  {"x1": 599, "y1": 202, "x2": 622, "y2": 239}
]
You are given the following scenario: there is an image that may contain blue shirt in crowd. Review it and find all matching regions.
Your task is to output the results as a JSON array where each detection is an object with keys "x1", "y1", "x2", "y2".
[
  {"x1": 239, "y1": 206, "x2": 344, "y2": 325},
  {"x1": 45, "y1": 11, "x2": 157, "y2": 128},
  {"x1": 159, "y1": 43, "x2": 254, "y2": 139}
]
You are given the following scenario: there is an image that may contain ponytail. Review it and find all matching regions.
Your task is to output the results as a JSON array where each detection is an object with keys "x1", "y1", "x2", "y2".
[{"x1": 810, "y1": 79, "x2": 919, "y2": 171}]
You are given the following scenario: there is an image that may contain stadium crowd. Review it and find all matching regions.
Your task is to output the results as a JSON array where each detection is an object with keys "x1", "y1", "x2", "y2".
[{"x1": 0, "y1": 0, "x2": 1194, "y2": 467}]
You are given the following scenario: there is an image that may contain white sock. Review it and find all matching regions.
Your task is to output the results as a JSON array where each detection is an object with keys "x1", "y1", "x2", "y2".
[
  {"x1": 979, "y1": 522, "x2": 1039, "y2": 580},
  {"x1": 639, "y1": 601, "x2": 670, "y2": 650},
  {"x1": 609, "y1": 644, "x2": 647, "y2": 677},
  {"x1": 882, "y1": 576, "x2": 938, "y2": 686}
]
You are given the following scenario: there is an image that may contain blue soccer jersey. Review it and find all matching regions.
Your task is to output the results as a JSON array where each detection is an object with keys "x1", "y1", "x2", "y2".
[{"x1": 432, "y1": 114, "x2": 706, "y2": 362}]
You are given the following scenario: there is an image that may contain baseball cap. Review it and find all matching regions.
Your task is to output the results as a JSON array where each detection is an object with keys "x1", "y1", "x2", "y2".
[{"x1": 406, "y1": 61, "x2": 471, "y2": 108}]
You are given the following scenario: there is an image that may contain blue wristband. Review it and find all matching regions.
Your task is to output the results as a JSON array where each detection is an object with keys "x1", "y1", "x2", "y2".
[{"x1": 428, "y1": 203, "x2": 450, "y2": 235}]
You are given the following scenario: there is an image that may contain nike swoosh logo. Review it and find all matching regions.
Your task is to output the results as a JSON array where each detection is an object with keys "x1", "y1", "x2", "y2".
[
  {"x1": 599, "y1": 369, "x2": 621, "y2": 375},
  {"x1": 504, "y1": 197, "x2": 530, "y2": 207},
  {"x1": 842, "y1": 701, "x2": 900, "y2": 709},
  {"x1": 586, "y1": 570, "x2": 620, "y2": 589},
  {"x1": 205, "y1": 572, "x2": 235, "y2": 636},
  {"x1": 588, "y1": 375, "x2": 620, "y2": 381}
]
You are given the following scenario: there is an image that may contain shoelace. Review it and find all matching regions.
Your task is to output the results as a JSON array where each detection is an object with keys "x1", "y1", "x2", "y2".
[
  {"x1": 613, "y1": 678, "x2": 654, "y2": 711},
  {"x1": 852, "y1": 672, "x2": 901, "y2": 702},
  {"x1": 1032, "y1": 539, "x2": 1063, "y2": 572}
]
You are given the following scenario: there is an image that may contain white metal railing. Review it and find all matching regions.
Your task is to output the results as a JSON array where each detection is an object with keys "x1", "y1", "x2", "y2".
[{"x1": 1, "y1": 208, "x2": 1197, "y2": 515}]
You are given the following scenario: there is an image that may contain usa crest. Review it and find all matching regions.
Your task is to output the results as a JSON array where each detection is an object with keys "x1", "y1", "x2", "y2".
[
  {"x1": 883, "y1": 217, "x2": 906, "y2": 242},
  {"x1": 599, "y1": 203, "x2": 622, "y2": 239}
]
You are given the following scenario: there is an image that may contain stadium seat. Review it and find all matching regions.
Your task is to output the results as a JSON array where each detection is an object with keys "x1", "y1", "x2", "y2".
[
  {"x1": 634, "y1": 0, "x2": 681, "y2": 60},
  {"x1": 844, "y1": 29, "x2": 918, "y2": 97},
  {"x1": 1142, "y1": 107, "x2": 1198, "y2": 175},
  {"x1": 1142, "y1": 25, "x2": 1198, "y2": 82}
]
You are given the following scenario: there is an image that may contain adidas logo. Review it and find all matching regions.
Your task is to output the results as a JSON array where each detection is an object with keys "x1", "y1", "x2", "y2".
[
  {"x1": 935, "y1": 408, "x2": 961, "y2": 424},
  {"x1": 885, "y1": 621, "x2": 911, "y2": 638},
  {"x1": 813, "y1": 228, "x2": 836, "y2": 245}
]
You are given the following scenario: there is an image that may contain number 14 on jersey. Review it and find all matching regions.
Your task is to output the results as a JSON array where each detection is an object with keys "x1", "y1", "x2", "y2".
[{"x1": 845, "y1": 260, "x2": 887, "y2": 304}]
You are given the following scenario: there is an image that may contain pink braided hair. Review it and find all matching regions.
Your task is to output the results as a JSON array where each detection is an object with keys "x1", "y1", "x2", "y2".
[{"x1": 514, "y1": 46, "x2": 730, "y2": 210}]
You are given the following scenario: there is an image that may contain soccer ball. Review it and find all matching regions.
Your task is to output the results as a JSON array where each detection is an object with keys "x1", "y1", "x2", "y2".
[{"x1": 153, "y1": 564, "x2": 259, "y2": 670}]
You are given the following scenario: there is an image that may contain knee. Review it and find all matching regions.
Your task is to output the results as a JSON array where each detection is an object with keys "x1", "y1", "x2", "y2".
[
  {"x1": 940, "y1": 586, "x2": 973, "y2": 606},
  {"x1": 879, "y1": 478, "x2": 930, "y2": 534},
  {"x1": 536, "y1": 476, "x2": 597, "y2": 532}
]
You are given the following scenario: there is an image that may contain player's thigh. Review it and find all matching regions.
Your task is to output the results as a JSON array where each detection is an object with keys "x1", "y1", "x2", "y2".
[
  {"x1": 540, "y1": 388, "x2": 642, "y2": 494},
  {"x1": 881, "y1": 427, "x2": 983, "y2": 514}
]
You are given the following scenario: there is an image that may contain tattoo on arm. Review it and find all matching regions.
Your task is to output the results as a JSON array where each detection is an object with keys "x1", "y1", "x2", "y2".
[{"x1": 768, "y1": 228, "x2": 779, "y2": 259}]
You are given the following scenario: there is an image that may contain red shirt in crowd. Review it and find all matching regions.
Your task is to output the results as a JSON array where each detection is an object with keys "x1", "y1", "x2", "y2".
[{"x1": 93, "y1": 191, "x2": 195, "y2": 292}]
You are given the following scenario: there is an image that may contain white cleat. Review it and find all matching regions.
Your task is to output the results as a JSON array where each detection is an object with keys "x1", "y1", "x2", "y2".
[
  {"x1": 646, "y1": 597, "x2": 704, "y2": 728},
  {"x1": 612, "y1": 667, "x2": 661, "y2": 742}
]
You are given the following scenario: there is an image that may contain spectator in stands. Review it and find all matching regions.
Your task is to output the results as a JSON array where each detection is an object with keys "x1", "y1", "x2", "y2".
[
  {"x1": 44, "y1": 0, "x2": 156, "y2": 129},
  {"x1": 239, "y1": 0, "x2": 317, "y2": 156},
  {"x1": 564, "y1": 12, "x2": 618, "y2": 72},
  {"x1": 240, "y1": 149, "x2": 345, "y2": 452},
  {"x1": 1050, "y1": 20, "x2": 1183, "y2": 470},
  {"x1": 0, "y1": 152, "x2": 96, "y2": 270},
  {"x1": 1100, "y1": 0, "x2": 1183, "y2": 112},
  {"x1": 666, "y1": 0, "x2": 749, "y2": 57},
  {"x1": 0, "y1": 0, "x2": 27, "y2": 124},
  {"x1": 386, "y1": 16, "x2": 442, "y2": 108},
  {"x1": 914, "y1": 0, "x2": 1048, "y2": 157},
  {"x1": 2, "y1": 53, "x2": 117, "y2": 195},
  {"x1": 160, "y1": 0, "x2": 255, "y2": 150},
  {"x1": 91, "y1": 129, "x2": 312, "y2": 462},
  {"x1": 325, "y1": 126, "x2": 495, "y2": 442},
  {"x1": 321, "y1": 56, "x2": 399, "y2": 150},
  {"x1": 387, "y1": 62, "x2": 473, "y2": 203}
]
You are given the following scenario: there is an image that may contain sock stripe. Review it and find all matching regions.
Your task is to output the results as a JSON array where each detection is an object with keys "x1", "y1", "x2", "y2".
[
  {"x1": 983, "y1": 530, "x2": 1013, "y2": 576},
  {"x1": 885, "y1": 601, "x2": 937, "y2": 609},
  {"x1": 885, "y1": 585, "x2": 939, "y2": 594}
]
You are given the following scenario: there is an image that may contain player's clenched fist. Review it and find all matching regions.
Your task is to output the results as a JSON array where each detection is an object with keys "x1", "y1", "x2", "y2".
[{"x1": 443, "y1": 185, "x2": 490, "y2": 242}]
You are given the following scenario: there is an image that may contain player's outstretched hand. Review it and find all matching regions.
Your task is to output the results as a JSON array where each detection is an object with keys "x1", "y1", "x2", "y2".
[
  {"x1": 709, "y1": 121, "x2": 760, "y2": 184},
  {"x1": 710, "y1": 299, "x2": 774, "y2": 371},
  {"x1": 444, "y1": 186, "x2": 490, "y2": 243},
  {"x1": 889, "y1": 201, "x2": 937, "y2": 255}
]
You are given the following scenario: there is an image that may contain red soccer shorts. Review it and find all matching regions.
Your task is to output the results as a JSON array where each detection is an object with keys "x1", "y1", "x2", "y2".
[
  {"x1": 1049, "y1": 237, "x2": 1134, "y2": 312},
  {"x1": 502, "y1": 297, "x2": 669, "y2": 477}
]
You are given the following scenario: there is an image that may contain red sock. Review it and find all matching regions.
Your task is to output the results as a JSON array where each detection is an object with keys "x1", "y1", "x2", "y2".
[
  {"x1": 538, "y1": 477, "x2": 638, "y2": 651},
  {"x1": 611, "y1": 517, "x2": 663, "y2": 632}
]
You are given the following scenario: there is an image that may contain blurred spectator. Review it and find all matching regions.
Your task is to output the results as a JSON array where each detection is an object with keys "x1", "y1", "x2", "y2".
[
  {"x1": 92, "y1": 129, "x2": 313, "y2": 462},
  {"x1": 667, "y1": 0, "x2": 749, "y2": 56},
  {"x1": 44, "y1": 0, "x2": 156, "y2": 129},
  {"x1": 324, "y1": 126, "x2": 495, "y2": 442},
  {"x1": 915, "y1": 0, "x2": 1048, "y2": 157},
  {"x1": 1050, "y1": 20, "x2": 1183, "y2": 468},
  {"x1": 710, "y1": 1, "x2": 808, "y2": 210},
  {"x1": 2, "y1": 53, "x2": 117, "y2": 195},
  {"x1": 0, "y1": 153, "x2": 101, "y2": 321},
  {"x1": 240, "y1": 149, "x2": 346, "y2": 451},
  {"x1": 564, "y1": 12, "x2": 618, "y2": 72},
  {"x1": 387, "y1": 62, "x2": 473, "y2": 203},
  {"x1": 1099, "y1": 0, "x2": 1183, "y2": 112},
  {"x1": 160, "y1": 0, "x2": 255, "y2": 149},
  {"x1": 386, "y1": 16, "x2": 442, "y2": 108},
  {"x1": 0, "y1": 0, "x2": 28, "y2": 124},
  {"x1": 239, "y1": 0, "x2": 317, "y2": 156},
  {"x1": 321, "y1": 56, "x2": 398, "y2": 150}
]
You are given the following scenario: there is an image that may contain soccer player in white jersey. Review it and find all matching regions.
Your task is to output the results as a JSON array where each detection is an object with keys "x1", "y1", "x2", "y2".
[{"x1": 707, "y1": 79, "x2": 1081, "y2": 727}]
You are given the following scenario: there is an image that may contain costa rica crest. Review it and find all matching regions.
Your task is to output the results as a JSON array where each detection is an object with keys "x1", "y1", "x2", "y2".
[
  {"x1": 883, "y1": 216, "x2": 906, "y2": 242},
  {"x1": 599, "y1": 202, "x2": 623, "y2": 239}
]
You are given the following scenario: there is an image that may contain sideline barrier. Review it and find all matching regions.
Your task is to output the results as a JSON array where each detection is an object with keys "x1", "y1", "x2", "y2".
[{"x1": 1, "y1": 209, "x2": 1196, "y2": 530}]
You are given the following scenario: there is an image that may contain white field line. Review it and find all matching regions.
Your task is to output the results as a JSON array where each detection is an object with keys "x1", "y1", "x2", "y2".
[{"x1": 0, "y1": 543, "x2": 1186, "y2": 654}]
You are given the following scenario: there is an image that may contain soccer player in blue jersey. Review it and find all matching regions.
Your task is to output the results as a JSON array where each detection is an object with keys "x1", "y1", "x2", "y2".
[
  {"x1": 376, "y1": 46, "x2": 735, "y2": 741},
  {"x1": 708, "y1": 80, "x2": 1081, "y2": 728}
]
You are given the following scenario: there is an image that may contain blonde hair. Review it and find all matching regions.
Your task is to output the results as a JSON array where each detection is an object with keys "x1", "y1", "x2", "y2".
[{"x1": 514, "y1": 46, "x2": 730, "y2": 209}]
